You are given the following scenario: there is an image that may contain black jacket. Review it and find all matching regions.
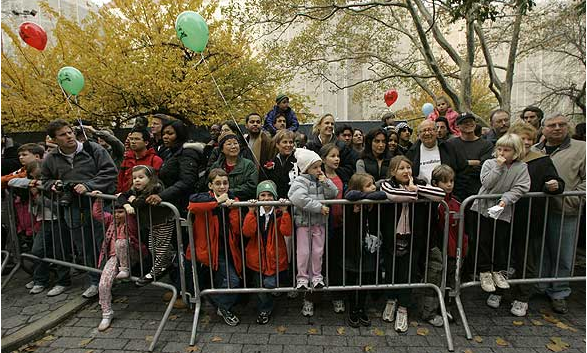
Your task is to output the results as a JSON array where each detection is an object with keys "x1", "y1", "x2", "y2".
[
  {"x1": 264, "y1": 153, "x2": 297, "y2": 199},
  {"x1": 405, "y1": 140, "x2": 467, "y2": 181}
]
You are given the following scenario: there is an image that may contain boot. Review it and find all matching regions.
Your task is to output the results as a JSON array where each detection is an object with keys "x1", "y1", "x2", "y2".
[
  {"x1": 98, "y1": 310, "x2": 114, "y2": 331},
  {"x1": 116, "y1": 267, "x2": 130, "y2": 279}
]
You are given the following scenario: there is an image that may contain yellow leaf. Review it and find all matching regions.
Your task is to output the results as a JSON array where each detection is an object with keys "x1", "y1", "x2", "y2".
[
  {"x1": 113, "y1": 296, "x2": 128, "y2": 303},
  {"x1": 373, "y1": 328, "x2": 385, "y2": 336},
  {"x1": 85, "y1": 351, "x2": 94, "y2": 353},
  {"x1": 145, "y1": 336, "x2": 154, "y2": 342},
  {"x1": 307, "y1": 328, "x2": 319, "y2": 334},
  {"x1": 496, "y1": 337, "x2": 509, "y2": 346},
  {"x1": 169, "y1": 315, "x2": 179, "y2": 321},
  {"x1": 211, "y1": 336, "x2": 223, "y2": 342},
  {"x1": 416, "y1": 327, "x2": 429, "y2": 336},
  {"x1": 336, "y1": 327, "x2": 345, "y2": 335},
  {"x1": 473, "y1": 336, "x2": 483, "y2": 343},
  {"x1": 531, "y1": 319, "x2": 544, "y2": 326},
  {"x1": 410, "y1": 321, "x2": 419, "y2": 327},
  {"x1": 555, "y1": 321, "x2": 578, "y2": 332},
  {"x1": 276, "y1": 326, "x2": 287, "y2": 334},
  {"x1": 543, "y1": 314, "x2": 560, "y2": 324},
  {"x1": 363, "y1": 345, "x2": 373, "y2": 352},
  {"x1": 463, "y1": 349, "x2": 474, "y2": 353},
  {"x1": 201, "y1": 315, "x2": 211, "y2": 324},
  {"x1": 549, "y1": 337, "x2": 570, "y2": 348},
  {"x1": 513, "y1": 320, "x2": 524, "y2": 326},
  {"x1": 185, "y1": 346, "x2": 200, "y2": 352},
  {"x1": 546, "y1": 342, "x2": 565, "y2": 352},
  {"x1": 41, "y1": 335, "x2": 56, "y2": 341},
  {"x1": 78, "y1": 338, "x2": 93, "y2": 347}
]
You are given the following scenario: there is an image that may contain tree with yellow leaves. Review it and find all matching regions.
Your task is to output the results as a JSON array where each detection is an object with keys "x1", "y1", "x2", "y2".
[{"x1": 1, "y1": 0, "x2": 307, "y2": 132}]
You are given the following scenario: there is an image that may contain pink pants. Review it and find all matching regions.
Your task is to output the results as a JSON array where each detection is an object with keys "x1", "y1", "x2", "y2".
[
  {"x1": 296, "y1": 225, "x2": 325, "y2": 283},
  {"x1": 99, "y1": 239, "x2": 128, "y2": 314}
]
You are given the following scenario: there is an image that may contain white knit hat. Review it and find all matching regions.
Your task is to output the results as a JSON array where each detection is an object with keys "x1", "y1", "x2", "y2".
[{"x1": 294, "y1": 148, "x2": 322, "y2": 174}]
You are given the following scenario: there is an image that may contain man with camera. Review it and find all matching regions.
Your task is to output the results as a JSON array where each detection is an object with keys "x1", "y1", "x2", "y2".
[{"x1": 41, "y1": 119, "x2": 118, "y2": 298}]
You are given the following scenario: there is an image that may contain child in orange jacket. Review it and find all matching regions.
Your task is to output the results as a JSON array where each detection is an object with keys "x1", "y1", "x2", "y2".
[
  {"x1": 187, "y1": 168, "x2": 242, "y2": 326},
  {"x1": 243, "y1": 180, "x2": 292, "y2": 324}
]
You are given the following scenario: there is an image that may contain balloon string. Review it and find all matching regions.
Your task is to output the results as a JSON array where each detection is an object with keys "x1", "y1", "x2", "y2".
[
  {"x1": 200, "y1": 52, "x2": 268, "y2": 179},
  {"x1": 59, "y1": 85, "x2": 87, "y2": 140}
]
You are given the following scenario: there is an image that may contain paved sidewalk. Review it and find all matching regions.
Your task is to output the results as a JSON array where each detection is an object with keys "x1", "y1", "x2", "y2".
[{"x1": 6, "y1": 274, "x2": 586, "y2": 353}]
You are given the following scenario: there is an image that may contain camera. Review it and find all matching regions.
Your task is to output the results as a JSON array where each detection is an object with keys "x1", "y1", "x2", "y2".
[{"x1": 54, "y1": 181, "x2": 75, "y2": 207}]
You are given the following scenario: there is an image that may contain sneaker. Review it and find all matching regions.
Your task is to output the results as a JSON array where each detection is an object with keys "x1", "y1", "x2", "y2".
[
  {"x1": 29, "y1": 285, "x2": 46, "y2": 295},
  {"x1": 25, "y1": 281, "x2": 35, "y2": 289},
  {"x1": 427, "y1": 315, "x2": 444, "y2": 327},
  {"x1": 492, "y1": 271, "x2": 510, "y2": 289},
  {"x1": 510, "y1": 300, "x2": 528, "y2": 317},
  {"x1": 479, "y1": 272, "x2": 496, "y2": 292},
  {"x1": 312, "y1": 278, "x2": 325, "y2": 289},
  {"x1": 358, "y1": 309, "x2": 371, "y2": 327},
  {"x1": 486, "y1": 294, "x2": 502, "y2": 309},
  {"x1": 332, "y1": 300, "x2": 345, "y2": 313},
  {"x1": 256, "y1": 311, "x2": 271, "y2": 325},
  {"x1": 287, "y1": 291, "x2": 299, "y2": 299},
  {"x1": 115, "y1": 267, "x2": 130, "y2": 279},
  {"x1": 296, "y1": 279, "x2": 309, "y2": 290},
  {"x1": 98, "y1": 311, "x2": 114, "y2": 331},
  {"x1": 82, "y1": 285, "x2": 99, "y2": 298},
  {"x1": 348, "y1": 310, "x2": 360, "y2": 328},
  {"x1": 382, "y1": 299, "x2": 397, "y2": 323},
  {"x1": 552, "y1": 299, "x2": 568, "y2": 314},
  {"x1": 394, "y1": 306, "x2": 408, "y2": 333},
  {"x1": 302, "y1": 299, "x2": 314, "y2": 317},
  {"x1": 135, "y1": 273, "x2": 154, "y2": 287},
  {"x1": 47, "y1": 285, "x2": 67, "y2": 297},
  {"x1": 217, "y1": 308, "x2": 240, "y2": 326}
]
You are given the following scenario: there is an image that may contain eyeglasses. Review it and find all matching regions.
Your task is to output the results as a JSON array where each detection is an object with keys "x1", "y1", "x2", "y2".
[{"x1": 420, "y1": 128, "x2": 436, "y2": 134}]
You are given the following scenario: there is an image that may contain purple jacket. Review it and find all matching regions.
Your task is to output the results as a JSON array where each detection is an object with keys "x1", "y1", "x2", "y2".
[{"x1": 264, "y1": 106, "x2": 299, "y2": 135}]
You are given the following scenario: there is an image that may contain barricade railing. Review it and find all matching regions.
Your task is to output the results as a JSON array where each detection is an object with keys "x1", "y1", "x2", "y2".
[
  {"x1": 3, "y1": 183, "x2": 187, "y2": 351},
  {"x1": 185, "y1": 198, "x2": 455, "y2": 351},
  {"x1": 453, "y1": 191, "x2": 586, "y2": 340}
]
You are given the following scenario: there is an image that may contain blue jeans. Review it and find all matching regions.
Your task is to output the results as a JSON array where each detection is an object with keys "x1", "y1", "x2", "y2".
[
  {"x1": 208, "y1": 251, "x2": 240, "y2": 311},
  {"x1": 31, "y1": 220, "x2": 72, "y2": 287},
  {"x1": 252, "y1": 271, "x2": 288, "y2": 313},
  {"x1": 62, "y1": 201, "x2": 104, "y2": 286},
  {"x1": 538, "y1": 213, "x2": 579, "y2": 300}
]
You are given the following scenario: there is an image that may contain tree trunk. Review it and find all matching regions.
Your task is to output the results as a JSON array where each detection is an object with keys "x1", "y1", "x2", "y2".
[{"x1": 460, "y1": 13, "x2": 475, "y2": 113}]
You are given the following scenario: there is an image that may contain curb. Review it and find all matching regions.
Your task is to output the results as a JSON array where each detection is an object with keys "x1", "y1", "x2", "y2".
[{"x1": 1, "y1": 295, "x2": 92, "y2": 352}]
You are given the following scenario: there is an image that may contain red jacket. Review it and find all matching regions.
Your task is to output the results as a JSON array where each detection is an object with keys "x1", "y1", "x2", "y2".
[
  {"x1": 242, "y1": 208, "x2": 292, "y2": 276},
  {"x1": 427, "y1": 108, "x2": 461, "y2": 136},
  {"x1": 438, "y1": 194, "x2": 468, "y2": 258},
  {"x1": 187, "y1": 192, "x2": 243, "y2": 276},
  {"x1": 116, "y1": 148, "x2": 163, "y2": 193}
]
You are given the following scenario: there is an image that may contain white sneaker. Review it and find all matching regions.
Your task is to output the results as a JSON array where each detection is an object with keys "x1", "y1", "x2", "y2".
[
  {"x1": 332, "y1": 300, "x2": 345, "y2": 313},
  {"x1": 47, "y1": 285, "x2": 67, "y2": 297},
  {"x1": 30, "y1": 285, "x2": 46, "y2": 295},
  {"x1": 492, "y1": 271, "x2": 510, "y2": 289},
  {"x1": 115, "y1": 267, "x2": 130, "y2": 279},
  {"x1": 25, "y1": 281, "x2": 35, "y2": 289},
  {"x1": 479, "y1": 272, "x2": 496, "y2": 292},
  {"x1": 302, "y1": 300, "x2": 314, "y2": 317},
  {"x1": 394, "y1": 306, "x2": 408, "y2": 333},
  {"x1": 427, "y1": 314, "x2": 444, "y2": 327},
  {"x1": 382, "y1": 299, "x2": 397, "y2": 323},
  {"x1": 296, "y1": 279, "x2": 309, "y2": 290},
  {"x1": 98, "y1": 310, "x2": 114, "y2": 331},
  {"x1": 82, "y1": 285, "x2": 99, "y2": 298},
  {"x1": 486, "y1": 294, "x2": 502, "y2": 309},
  {"x1": 510, "y1": 300, "x2": 528, "y2": 317}
]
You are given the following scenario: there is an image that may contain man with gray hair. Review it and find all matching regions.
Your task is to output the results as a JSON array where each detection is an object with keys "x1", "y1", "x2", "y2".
[
  {"x1": 533, "y1": 113, "x2": 586, "y2": 314},
  {"x1": 484, "y1": 109, "x2": 510, "y2": 145}
]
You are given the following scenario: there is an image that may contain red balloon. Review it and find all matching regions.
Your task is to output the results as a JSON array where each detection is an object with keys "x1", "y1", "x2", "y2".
[
  {"x1": 18, "y1": 22, "x2": 47, "y2": 51},
  {"x1": 384, "y1": 89, "x2": 398, "y2": 107}
]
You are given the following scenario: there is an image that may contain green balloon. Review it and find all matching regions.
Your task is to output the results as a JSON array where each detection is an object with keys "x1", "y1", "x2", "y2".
[
  {"x1": 175, "y1": 11, "x2": 209, "y2": 53},
  {"x1": 57, "y1": 66, "x2": 85, "y2": 96}
]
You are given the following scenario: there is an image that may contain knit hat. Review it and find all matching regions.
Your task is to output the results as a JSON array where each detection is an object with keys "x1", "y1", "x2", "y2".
[
  {"x1": 456, "y1": 112, "x2": 475, "y2": 125},
  {"x1": 395, "y1": 122, "x2": 413, "y2": 133},
  {"x1": 275, "y1": 93, "x2": 289, "y2": 103},
  {"x1": 256, "y1": 180, "x2": 278, "y2": 199},
  {"x1": 218, "y1": 131, "x2": 239, "y2": 150},
  {"x1": 294, "y1": 148, "x2": 322, "y2": 174}
]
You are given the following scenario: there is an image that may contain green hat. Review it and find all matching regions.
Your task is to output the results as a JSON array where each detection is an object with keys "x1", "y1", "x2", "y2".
[
  {"x1": 275, "y1": 93, "x2": 289, "y2": 103},
  {"x1": 256, "y1": 180, "x2": 278, "y2": 199}
]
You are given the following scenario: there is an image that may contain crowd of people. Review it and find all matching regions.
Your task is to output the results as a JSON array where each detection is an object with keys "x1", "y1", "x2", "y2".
[{"x1": 1, "y1": 94, "x2": 585, "y2": 334}]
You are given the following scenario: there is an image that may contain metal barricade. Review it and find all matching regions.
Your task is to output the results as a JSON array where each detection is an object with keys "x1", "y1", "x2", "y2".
[
  {"x1": 2, "y1": 184, "x2": 187, "y2": 352},
  {"x1": 184, "y1": 198, "x2": 455, "y2": 351},
  {"x1": 453, "y1": 191, "x2": 586, "y2": 340}
]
